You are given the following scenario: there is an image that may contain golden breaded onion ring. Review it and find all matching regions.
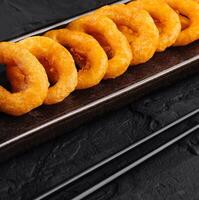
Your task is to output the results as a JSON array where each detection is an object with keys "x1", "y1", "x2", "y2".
[
  {"x1": 7, "y1": 36, "x2": 78, "y2": 105},
  {"x1": 94, "y1": 4, "x2": 159, "y2": 65},
  {"x1": 128, "y1": 0, "x2": 181, "y2": 52},
  {"x1": 165, "y1": 0, "x2": 199, "y2": 46},
  {"x1": 178, "y1": 0, "x2": 199, "y2": 30},
  {"x1": 44, "y1": 29, "x2": 108, "y2": 89},
  {"x1": 67, "y1": 14, "x2": 132, "y2": 79},
  {"x1": 0, "y1": 42, "x2": 49, "y2": 116}
]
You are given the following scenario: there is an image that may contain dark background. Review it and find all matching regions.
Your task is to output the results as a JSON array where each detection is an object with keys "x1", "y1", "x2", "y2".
[
  {"x1": 0, "y1": 0, "x2": 118, "y2": 41},
  {"x1": 1, "y1": 0, "x2": 199, "y2": 200}
]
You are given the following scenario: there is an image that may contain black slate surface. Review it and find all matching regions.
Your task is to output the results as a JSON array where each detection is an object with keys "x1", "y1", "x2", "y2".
[
  {"x1": 0, "y1": 0, "x2": 199, "y2": 200},
  {"x1": 0, "y1": 0, "x2": 117, "y2": 41}
]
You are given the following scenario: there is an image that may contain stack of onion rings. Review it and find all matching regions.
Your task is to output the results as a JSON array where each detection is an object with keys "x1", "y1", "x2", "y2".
[
  {"x1": 0, "y1": 42, "x2": 49, "y2": 116},
  {"x1": 1, "y1": 0, "x2": 199, "y2": 116},
  {"x1": 67, "y1": 14, "x2": 132, "y2": 79},
  {"x1": 128, "y1": 0, "x2": 181, "y2": 51},
  {"x1": 44, "y1": 29, "x2": 108, "y2": 89},
  {"x1": 94, "y1": 4, "x2": 159, "y2": 65}
]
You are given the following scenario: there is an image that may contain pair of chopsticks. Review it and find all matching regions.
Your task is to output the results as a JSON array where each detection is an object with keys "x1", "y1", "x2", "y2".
[{"x1": 34, "y1": 108, "x2": 199, "y2": 200}]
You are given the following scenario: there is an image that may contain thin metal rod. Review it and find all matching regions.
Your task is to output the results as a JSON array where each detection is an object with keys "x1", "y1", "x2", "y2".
[
  {"x1": 72, "y1": 124, "x2": 199, "y2": 200},
  {"x1": 35, "y1": 108, "x2": 199, "y2": 200}
]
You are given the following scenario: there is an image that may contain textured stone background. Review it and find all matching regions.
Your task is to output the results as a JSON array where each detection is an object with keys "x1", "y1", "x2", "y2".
[{"x1": 0, "y1": 1, "x2": 199, "y2": 200}]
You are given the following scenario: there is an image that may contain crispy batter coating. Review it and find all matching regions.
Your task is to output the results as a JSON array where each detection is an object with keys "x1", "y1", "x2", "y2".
[
  {"x1": 179, "y1": 15, "x2": 189, "y2": 30},
  {"x1": 165, "y1": 0, "x2": 199, "y2": 46},
  {"x1": 67, "y1": 14, "x2": 132, "y2": 79},
  {"x1": 177, "y1": 0, "x2": 199, "y2": 30},
  {"x1": 7, "y1": 36, "x2": 78, "y2": 105},
  {"x1": 7, "y1": 65, "x2": 28, "y2": 91},
  {"x1": 0, "y1": 42, "x2": 49, "y2": 116},
  {"x1": 128, "y1": 0, "x2": 181, "y2": 52},
  {"x1": 44, "y1": 29, "x2": 108, "y2": 89},
  {"x1": 94, "y1": 4, "x2": 159, "y2": 65}
]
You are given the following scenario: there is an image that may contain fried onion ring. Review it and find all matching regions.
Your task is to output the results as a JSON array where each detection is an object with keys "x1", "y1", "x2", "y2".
[
  {"x1": 0, "y1": 42, "x2": 49, "y2": 116},
  {"x1": 165, "y1": 0, "x2": 199, "y2": 46},
  {"x1": 67, "y1": 14, "x2": 132, "y2": 79},
  {"x1": 7, "y1": 36, "x2": 78, "y2": 105},
  {"x1": 178, "y1": 0, "x2": 199, "y2": 30},
  {"x1": 94, "y1": 4, "x2": 159, "y2": 65},
  {"x1": 44, "y1": 29, "x2": 108, "y2": 89},
  {"x1": 128, "y1": 0, "x2": 181, "y2": 52}
]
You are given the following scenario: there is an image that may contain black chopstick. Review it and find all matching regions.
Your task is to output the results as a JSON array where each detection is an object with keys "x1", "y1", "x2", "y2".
[{"x1": 34, "y1": 108, "x2": 199, "y2": 200}]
